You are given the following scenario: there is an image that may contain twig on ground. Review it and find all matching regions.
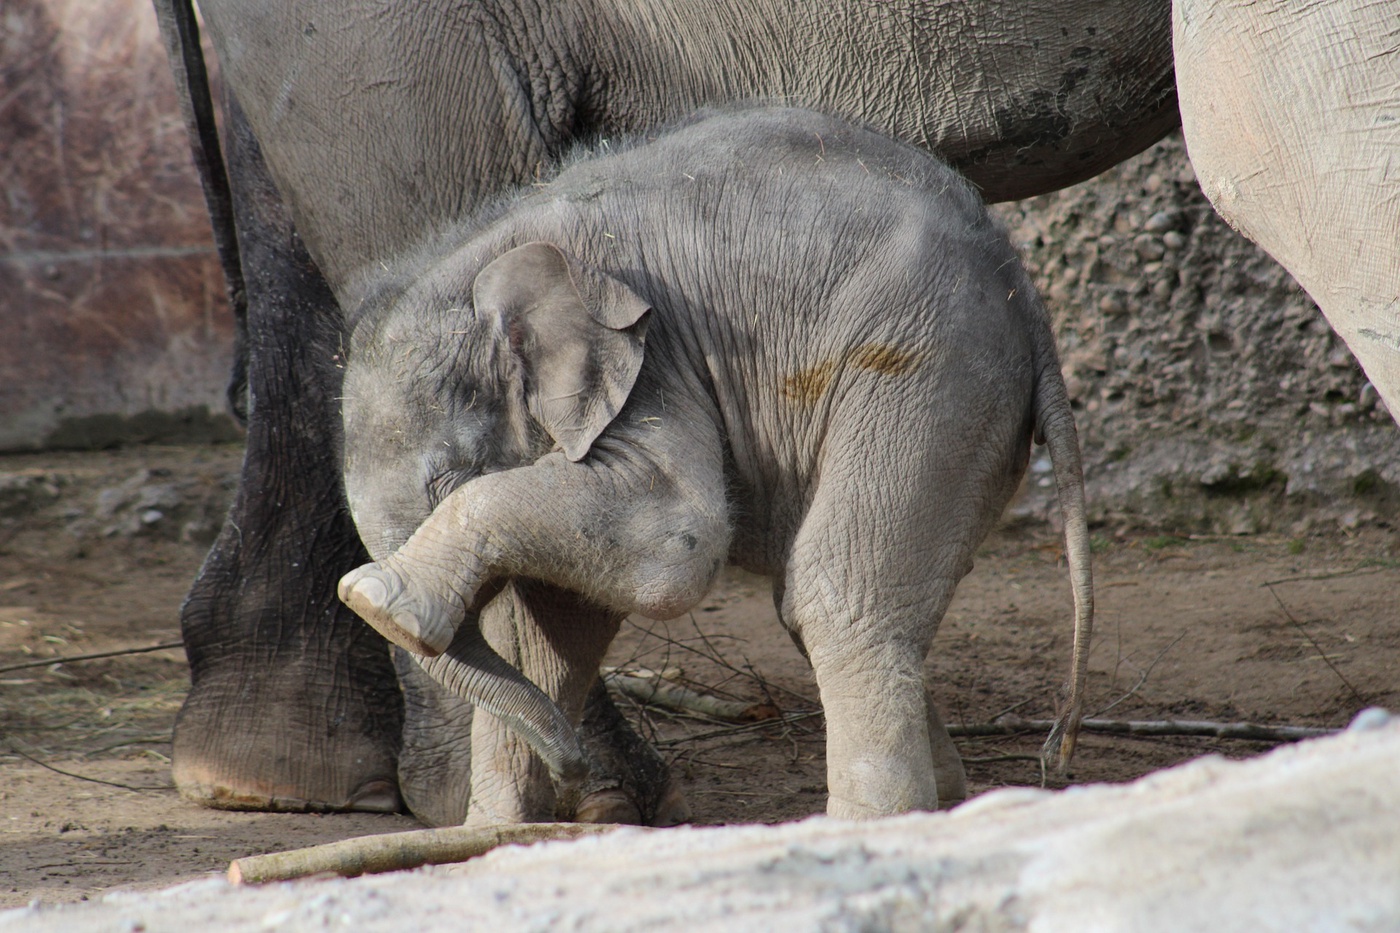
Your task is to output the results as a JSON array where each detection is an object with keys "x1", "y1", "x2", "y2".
[
  {"x1": 986, "y1": 697, "x2": 1035, "y2": 722},
  {"x1": 1094, "y1": 630, "x2": 1187, "y2": 717},
  {"x1": 5, "y1": 746, "x2": 175, "y2": 792},
  {"x1": 1263, "y1": 566, "x2": 1394, "y2": 587},
  {"x1": 656, "y1": 711, "x2": 823, "y2": 747},
  {"x1": 1262, "y1": 583, "x2": 1369, "y2": 708},
  {"x1": 228, "y1": 823, "x2": 629, "y2": 884},
  {"x1": 960, "y1": 753, "x2": 1045, "y2": 765},
  {"x1": 80, "y1": 737, "x2": 174, "y2": 757},
  {"x1": 950, "y1": 718, "x2": 1335, "y2": 742},
  {"x1": 0, "y1": 641, "x2": 184, "y2": 675},
  {"x1": 604, "y1": 667, "x2": 780, "y2": 722},
  {"x1": 684, "y1": 613, "x2": 817, "y2": 709}
]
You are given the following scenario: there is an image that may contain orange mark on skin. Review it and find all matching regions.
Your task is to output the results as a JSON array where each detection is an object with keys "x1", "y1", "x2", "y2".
[
  {"x1": 849, "y1": 343, "x2": 923, "y2": 376},
  {"x1": 782, "y1": 360, "x2": 838, "y2": 405},
  {"x1": 782, "y1": 344, "x2": 924, "y2": 405}
]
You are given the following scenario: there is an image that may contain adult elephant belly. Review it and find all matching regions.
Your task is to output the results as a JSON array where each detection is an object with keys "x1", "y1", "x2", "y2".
[
  {"x1": 1176, "y1": 0, "x2": 1400, "y2": 424},
  {"x1": 166, "y1": 0, "x2": 1177, "y2": 819}
]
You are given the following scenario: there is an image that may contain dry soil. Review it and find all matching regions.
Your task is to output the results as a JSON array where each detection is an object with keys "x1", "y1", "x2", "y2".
[{"x1": 1, "y1": 444, "x2": 1396, "y2": 908}]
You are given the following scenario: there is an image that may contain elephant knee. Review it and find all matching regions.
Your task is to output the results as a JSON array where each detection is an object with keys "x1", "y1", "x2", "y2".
[{"x1": 629, "y1": 522, "x2": 728, "y2": 620}]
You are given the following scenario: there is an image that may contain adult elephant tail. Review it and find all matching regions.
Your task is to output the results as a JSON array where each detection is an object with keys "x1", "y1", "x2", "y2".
[
  {"x1": 1029, "y1": 304, "x2": 1096, "y2": 773},
  {"x1": 151, "y1": 0, "x2": 249, "y2": 425}
]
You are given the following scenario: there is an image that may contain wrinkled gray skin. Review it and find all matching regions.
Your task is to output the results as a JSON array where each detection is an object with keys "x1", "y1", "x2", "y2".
[
  {"x1": 337, "y1": 109, "x2": 1094, "y2": 822},
  {"x1": 1175, "y1": 0, "x2": 1400, "y2": 426},
  {"x1": 160, "y1": 0, "x2": 1168, "y2": 823}
]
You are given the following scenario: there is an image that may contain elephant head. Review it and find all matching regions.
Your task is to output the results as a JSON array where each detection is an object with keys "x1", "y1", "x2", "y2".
[{"x1": 337, "y1": 241, "x2": 651, "y2": 784}]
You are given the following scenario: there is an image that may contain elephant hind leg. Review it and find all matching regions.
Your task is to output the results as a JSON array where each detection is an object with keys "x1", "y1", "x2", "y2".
[
  {"x1": 773, "y1": 579, "x2": 966, "y2": 813},
  {"x1": 575, "y1": 678, "x2": 692, "y2": 827}
]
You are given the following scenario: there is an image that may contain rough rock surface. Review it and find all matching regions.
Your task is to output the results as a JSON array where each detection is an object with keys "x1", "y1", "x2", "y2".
[
  {"x1": 9, "y1": 712, "x2": 1397, "y2": 931},
  {"x1": 995, "y1": 133, "x2": 1400, "y2": 534}
]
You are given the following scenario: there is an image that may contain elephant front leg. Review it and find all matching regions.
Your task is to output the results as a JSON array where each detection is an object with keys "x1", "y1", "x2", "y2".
[
  {"x1": 459, "y1": 583, "x2": 625, "y2": 826},
  {"x1": 340, "y1": 446, "x2": 729, "y2": 815},
  {"x1": 172, "y1": 102, "x2": 401, "y2": 813},
  {"x1": 340, "y1": 452, "x2": 731, "y2": 657}
]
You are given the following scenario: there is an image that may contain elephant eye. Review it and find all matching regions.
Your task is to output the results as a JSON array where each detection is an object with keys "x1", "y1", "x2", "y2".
[{"x1": 426, "y1": 467, "x2": 473, "y2": 508}]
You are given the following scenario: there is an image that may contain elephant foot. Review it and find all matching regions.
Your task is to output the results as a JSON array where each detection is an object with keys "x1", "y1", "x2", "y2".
[
  {"x1": 174, "y1": 524, "x2": 406, "y2": 813},
  {"x1": 576, "y1": 678, "x2": 691, "y2": 827},
  {"x1": 339, "y1": 562, "x2": 459, "y2": 656},
  {"x1": 173, "y1": 663, "x2": 403, "y2": 813},
  {"x1": 575, "y1": 781, "x2": 692, "y2": 826},
  {"x1": 393, "y1": 649, "x2": 688, "y2": 827}
]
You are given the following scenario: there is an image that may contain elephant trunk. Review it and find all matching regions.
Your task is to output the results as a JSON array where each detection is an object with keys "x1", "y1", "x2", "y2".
[{"x1": 416, "y1": 618, "x2": 588, "y2": 787}]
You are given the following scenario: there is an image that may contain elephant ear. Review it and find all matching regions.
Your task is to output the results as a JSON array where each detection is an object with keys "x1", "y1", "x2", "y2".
[{"x1": 472, "y1": 241, "x2": 652, "y2": 461}]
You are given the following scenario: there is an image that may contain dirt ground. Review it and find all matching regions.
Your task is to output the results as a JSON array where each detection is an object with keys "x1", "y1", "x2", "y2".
[{"x1": 1, "y1": 444, "x2": 1396, "y2": 909}]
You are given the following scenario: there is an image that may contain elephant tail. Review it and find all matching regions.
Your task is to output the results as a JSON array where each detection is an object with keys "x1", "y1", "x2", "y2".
[
  {"x1": 1030, "y1": 323, "x2": 1095, "y2": 773},
  {"x1": 152, "y1": 0, "x2": 249, "y2": 425}
]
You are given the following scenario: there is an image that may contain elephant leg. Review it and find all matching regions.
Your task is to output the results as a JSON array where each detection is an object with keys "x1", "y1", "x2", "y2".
[
  {"x1": 171, "y1": 97, "x2": 403, "y2": 812},
  {"x1": 462, "y1": 582, "x2": 680, "y2": 826},
  {"x1": 776, "y1": 525, "x2": 942, "y2": 817},
  {"x1": 778, "y1": 590, "x2": 965, "y2": 810},
  {"x1": 1176, "y1": 0, "x2": 1400, "y2": 423},
  {"x1": 395, "y1": 586, "x2": 689, "y2": 827},
  {"x1": 776, "y1": 407, "x2": 1019, "y2": 817}
]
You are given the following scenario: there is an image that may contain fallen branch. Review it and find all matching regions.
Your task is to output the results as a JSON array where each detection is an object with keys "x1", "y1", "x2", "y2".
[
  {"x1": 949, "y1": 718, "x2": 1336, "y2": 742},
  {"x1": 604, "y1": 666, "x2": 779, "y2": 722},
  {"x1": 228, "y1": 822, "x2": 629, "y2": 885},
  {"x1": 0, "y1": 641, "x2": 184, "y2": 675},
  {"x1": 609, "y1": 671, "x2": 1337, "y2": 745}
]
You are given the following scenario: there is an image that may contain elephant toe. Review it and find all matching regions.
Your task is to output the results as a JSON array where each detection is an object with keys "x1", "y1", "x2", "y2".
[
  {"x1": 344, "y1": 778, "x2": 405, "y2": 813},
  {"x1": 338, "y1": 563, "x2": 454, "y2": 656},
  {"x1": 574, "y1": 788, "x2": 643, "y2": 825}
]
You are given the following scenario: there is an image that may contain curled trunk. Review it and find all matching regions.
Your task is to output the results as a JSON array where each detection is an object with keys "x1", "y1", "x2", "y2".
[{"x1": 415, "y1": 618, "x2": 588, "y2": 787}]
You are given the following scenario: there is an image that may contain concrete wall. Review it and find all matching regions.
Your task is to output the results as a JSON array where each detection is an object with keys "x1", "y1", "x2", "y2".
[{"x1": 0, "y1": 0, "x2": 237, "y2": 451}]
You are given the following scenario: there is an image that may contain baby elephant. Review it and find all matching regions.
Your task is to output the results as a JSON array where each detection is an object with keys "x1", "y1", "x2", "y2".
[{"x1": 337, "y1": 107, "x2": 1093, "y2": 822}]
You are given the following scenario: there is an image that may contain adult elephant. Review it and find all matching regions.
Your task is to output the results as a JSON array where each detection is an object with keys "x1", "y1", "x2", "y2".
[
  {"x1": 1175, "y1": 0, "x2": 1400, "y2": 429},
  {"x1": 155, "y1": 0, "x2": 1177, "y2": 824}
]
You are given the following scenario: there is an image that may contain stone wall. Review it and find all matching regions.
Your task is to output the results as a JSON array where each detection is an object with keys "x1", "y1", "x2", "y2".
[{"x1": 0, "y1": 0, "x2": 237, "y2": 451}]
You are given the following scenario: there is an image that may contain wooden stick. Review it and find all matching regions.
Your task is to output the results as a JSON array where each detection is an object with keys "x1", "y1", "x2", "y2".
[
  {"x1": 228, "y1": 822, "x2": 628, "y2": 885},
  {"x1": 950, "y1": 718, "x2": 1337, "y2": 742},
  {"x1": 607, "y1": 668, "x2": 1338, "y2": 745},
  {"x1": 604, "y1": 667, "x2": 777, "y2": 722},
  {"x1": 608, "y1": 668, "x2": 1339, "y2": 745}
]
